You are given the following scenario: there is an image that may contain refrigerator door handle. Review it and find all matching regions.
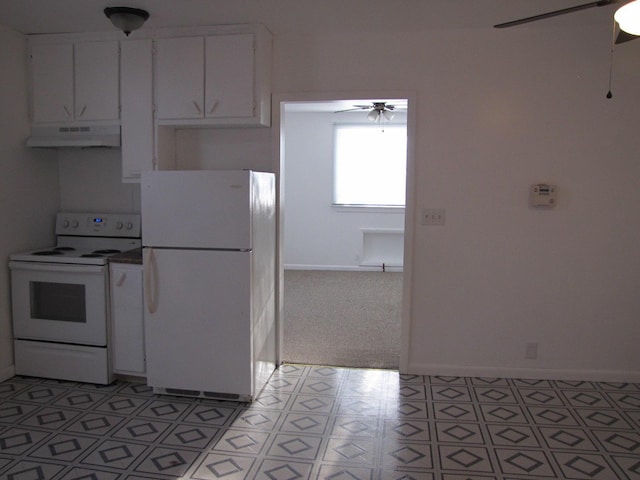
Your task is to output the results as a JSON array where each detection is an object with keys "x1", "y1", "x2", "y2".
[{"x1": 144, "y1": 248, "x2": 159, "y2": 314}]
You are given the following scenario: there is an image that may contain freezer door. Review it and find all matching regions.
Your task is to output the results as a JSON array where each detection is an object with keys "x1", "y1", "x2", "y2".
[
  {"x1": 141, "y1": 170, "x2": 252, "y2": 249},
  {"x1": 143, "y1": 248, "x2": 253, "y2": 396}
]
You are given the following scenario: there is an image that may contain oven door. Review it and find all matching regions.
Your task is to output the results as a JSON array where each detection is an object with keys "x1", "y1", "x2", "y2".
[{"x1": 9, "y1": 261, "x2": 108, "y2": 346}]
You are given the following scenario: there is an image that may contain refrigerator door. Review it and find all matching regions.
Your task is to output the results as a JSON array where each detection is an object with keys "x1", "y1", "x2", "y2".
[
  {"x1": 141, "y1": 170, "x2": 252, "y2": 250},
  {"x1": 143, "y1": 247, "x2": 254, "y2": 397}
]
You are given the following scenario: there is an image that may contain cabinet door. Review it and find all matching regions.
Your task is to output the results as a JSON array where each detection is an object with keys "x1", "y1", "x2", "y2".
[
  {"x1": 155, "y1": 36, "x2": 205, "y2": 119},
  {"x1": 121, "y1": 39, "x2": 154, "y2": 182},
  {"x1": 205, "y1": 34, "x2": 255, "y2": 118},
  {"x1": 75, "y1": 41, "x2": 120, "y2": 121},
  {"x1": 30, "y1": 43, "x2": 74, "y2": 123},
  {"x1": 110, "y1": 264, "x2": 145, "y2": 375}
]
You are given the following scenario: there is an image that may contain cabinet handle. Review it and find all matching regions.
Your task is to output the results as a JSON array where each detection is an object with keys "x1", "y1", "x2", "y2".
[
  {"x1": 116, "y1": 272, "x2": 127, "y2": 287},
  {"x1": 78, "y1": 105, "x2": 87, "y2": 117},
  {"x1": 192, "y1": 100, "x2": 202, "y2": 115},
  {"x1": 143, "y1": 248, "x2": 158, "y2": 314},
  {"x1": 208, "y1": 99, "x2": 219, "y2": 115},
  {"x1": 63, "y1": 105, "x2": 72, "y2": 118}
]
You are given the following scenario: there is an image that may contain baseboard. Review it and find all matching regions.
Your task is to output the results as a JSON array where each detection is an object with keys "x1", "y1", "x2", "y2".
[
  {"x1": 285, "y1": 264, "x2": 403, "y2": 272},
  {"x1": 0, "y1": 364, "x2": 16, "y2": 382},
  {"x1": 406, "y1": 363, "x2": 640, "y2": 383}
]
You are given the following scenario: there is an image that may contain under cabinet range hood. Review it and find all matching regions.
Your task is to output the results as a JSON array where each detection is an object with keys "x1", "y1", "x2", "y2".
[{"x1": 26, "y1": 125, "x2": 121, "y2": 148}]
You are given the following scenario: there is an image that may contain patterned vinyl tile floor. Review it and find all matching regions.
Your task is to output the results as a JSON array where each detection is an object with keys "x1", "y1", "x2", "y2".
[{"x1": 0, "y1": 364, "x2": 639, "y2": 479}]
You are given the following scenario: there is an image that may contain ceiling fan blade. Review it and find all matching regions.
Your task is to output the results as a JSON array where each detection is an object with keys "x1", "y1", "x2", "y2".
[
  {"x1": 334, "y1": 104, "x2": 375, "y2": 113},
  {"x1": 494, "y1": 0, "x2": 622, "y2": 28},
  {"x1": 334, "y1": 106, "x2": 368, "y2": 113},
  {"x1": 615, "y1": 29, "x2": 640, "y2": 43}
]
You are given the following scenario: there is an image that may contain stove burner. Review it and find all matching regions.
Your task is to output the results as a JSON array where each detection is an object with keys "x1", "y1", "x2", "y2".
[
  {"x1": 81, "y1": 254, "x2": 104, "y2": 258},
  {"x1": 92, "y1": 249, "x2": 121, "y2": 254},
  {"x1": 33, "y1": 250, "x2": 63, "y2": 256},
  {"x1": 54, "y1": 247, "x2": 75, "y2": 251}
]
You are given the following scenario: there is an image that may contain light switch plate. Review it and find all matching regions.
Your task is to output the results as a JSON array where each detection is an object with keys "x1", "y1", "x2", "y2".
[{"x1": 421, "y1": 208, "x2": 445, "y2": 226}]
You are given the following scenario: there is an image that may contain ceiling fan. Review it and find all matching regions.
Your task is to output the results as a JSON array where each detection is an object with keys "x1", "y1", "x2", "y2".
[
  {"x1": 494, "y1": 0, "x2": 640, "y2": 44},
  {"x1": 335, "y1": 102, "x2": 398, "y2": 122}
]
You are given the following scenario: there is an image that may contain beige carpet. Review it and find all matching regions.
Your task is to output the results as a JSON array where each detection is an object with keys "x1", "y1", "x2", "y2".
[{"x1": 282, "y1": 270, "x2": 402, "y2": 369}]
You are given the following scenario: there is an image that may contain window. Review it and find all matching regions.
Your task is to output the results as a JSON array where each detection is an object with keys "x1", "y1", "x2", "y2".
[{"x1": 333, "y1": 124, "x2": 407, "y2": 207}]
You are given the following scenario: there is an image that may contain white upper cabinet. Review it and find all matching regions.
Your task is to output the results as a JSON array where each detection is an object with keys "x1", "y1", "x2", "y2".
[
  {"x1": 155, "y1": 36, "x2": 205, "y2": 120},
  {"x1": 155, "y1": 26, "x2": 271, "y2": 127},
  {"x1": 74, "y1": 42, "x2": 119, "y2": 121},
  {"x1": 30, "y1": 40, "x2": 119, "y2": 124},
  {"x1": 30, "y1": 43, "x2": 74, "y2": 123},
  {"x1": 205, "y1": 34, "x2": 254, "y2": 119}
]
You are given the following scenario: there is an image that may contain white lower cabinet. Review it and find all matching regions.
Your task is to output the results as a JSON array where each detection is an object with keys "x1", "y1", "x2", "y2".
[{"x1": 110, "y1": 263, "x2": 145, "y2": 375}]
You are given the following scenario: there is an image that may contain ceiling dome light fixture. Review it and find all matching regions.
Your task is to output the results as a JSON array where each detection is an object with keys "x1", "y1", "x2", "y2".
[
  {"x1": 104, "y1": 6, "x2": 150, "y2": 36},
  {"x1": 615, "y1": 0, "x2": 640, "y2": 36}
]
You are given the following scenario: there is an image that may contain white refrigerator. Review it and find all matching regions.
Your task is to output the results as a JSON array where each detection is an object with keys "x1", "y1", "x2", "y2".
[{"x1": 141, "y1": 170, "x2": 276, "y2": 401}]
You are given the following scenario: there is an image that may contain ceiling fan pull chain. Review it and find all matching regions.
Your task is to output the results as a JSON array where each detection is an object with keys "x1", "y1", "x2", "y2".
[{"x1": 607, "y1": 19, "x2": 616, "y2": 99}]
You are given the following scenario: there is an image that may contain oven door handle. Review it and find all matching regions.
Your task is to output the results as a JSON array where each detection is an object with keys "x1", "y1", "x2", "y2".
[
  {"x1": 143, "y1": 248, "x2": 158, "y2": 314},
  {"x1": 8, "y1": 261, "x2": 105, "y2": 274}
]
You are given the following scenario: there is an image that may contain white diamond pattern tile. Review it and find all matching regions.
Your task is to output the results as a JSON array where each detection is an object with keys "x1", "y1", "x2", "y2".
[
  {"x1": 29, "y1": 433, "x2": 98, "y2": 462},
  {"x1": 382, "y1": 441, "x2": 433, "y2": 469},
  {"x1": 0, "y1": 368, "x2": 638, "y2": 479},
  {"x1": 0, "y1": 403, "x2": 44, "y2": 425},
  {"x1": 495, "y1": 448, "x2": 556, "y2": 477},
  {"x1": 18, "y1": 407, "x2": 82, "y2": 431},
  {"x1": 537, "y1": 426, "x2": 599, "y2": 452},
  {"x1": 162, "y1": 423, "x2": 219, "y2": 449},
  {"x1": 280, "y1": 412, "x2": 330, "y2": 435}
]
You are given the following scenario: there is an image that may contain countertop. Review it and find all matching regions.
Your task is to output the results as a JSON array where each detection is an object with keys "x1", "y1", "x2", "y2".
[{"x1": 109, "y1": 247, "x2": 142, "y2": 265}]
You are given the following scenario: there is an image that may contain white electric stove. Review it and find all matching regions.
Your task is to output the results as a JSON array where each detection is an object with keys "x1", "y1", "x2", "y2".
[
  {"x1": 11, "y1": 212, "x2": 141, "y2": 265},
  {"x1": 9, "y1": 212, "x2": 141, "y2": 384}
]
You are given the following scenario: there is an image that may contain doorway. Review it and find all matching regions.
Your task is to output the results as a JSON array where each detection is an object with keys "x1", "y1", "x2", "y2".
[{"x1": 273, "y1": 93, "x2": 416, "y2": 371}]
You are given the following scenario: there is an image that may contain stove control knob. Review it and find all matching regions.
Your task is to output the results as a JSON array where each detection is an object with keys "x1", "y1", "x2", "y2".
[
  {"x1": 63, "y1": 220, "x2": 70, "y2": 229},
  {"x1": 126, "y1": 222, "x2": 134, "y2": 230},
  {"x1": 116, "y1": 221, "x2": 124, "y2": 230},
  {"x1": 71, "y1": 220, "x2": 79, "y2": 229}
]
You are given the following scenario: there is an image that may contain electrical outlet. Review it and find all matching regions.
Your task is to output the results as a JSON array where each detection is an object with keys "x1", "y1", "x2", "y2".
[
  {"x1": 525, "y1": 342, "x2": 538, "y2": 360},
  {"x1": 421, "y1": 208, "x2": 446, "y2": 226}
]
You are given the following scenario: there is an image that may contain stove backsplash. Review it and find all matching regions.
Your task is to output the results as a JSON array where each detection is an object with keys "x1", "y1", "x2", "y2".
[{"x1": 58, "y1": 149, "x2": 140, "y2": 214}]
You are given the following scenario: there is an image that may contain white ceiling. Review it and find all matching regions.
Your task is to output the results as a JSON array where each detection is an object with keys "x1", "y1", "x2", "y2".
[{"x1": 0, "y1": 0, "x2": 616, "y2": 36}]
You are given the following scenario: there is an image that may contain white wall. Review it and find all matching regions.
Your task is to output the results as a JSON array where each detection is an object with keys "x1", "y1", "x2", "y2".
[
  {"x1": 283, "y1": 111, "x2": 405, "y2": 270},
  {"x1": 270, "y1": 24, "x2": 640, "y2": 380},
  {"x1": 6, "y1": 2, "x2": 640, "y2": 382},
  {"x1": 0, "y1": 27, "x2": 59, "y2": 380},
  {"x1": 175, "y1": 128, "x2": 272, "y2": 172},
  {"x1": 58, "y1": 149, "x2": 140, "y2": 213}
]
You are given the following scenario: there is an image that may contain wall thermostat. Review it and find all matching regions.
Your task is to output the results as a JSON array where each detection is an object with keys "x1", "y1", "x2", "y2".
[{"x1": 530, "y1": 184, "x2": 557, "y2": 207}]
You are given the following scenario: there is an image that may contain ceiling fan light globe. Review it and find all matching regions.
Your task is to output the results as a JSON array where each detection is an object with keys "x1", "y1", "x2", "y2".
[
  {"x1": 615, "y1": 0, "x2": 640, "y2": 36},
  {"x1": 382, "y1": 110, "x2": 395, "y2": 122},
  {"x1": 367, "y1": 110, "x2": 380, "y2": 122}
]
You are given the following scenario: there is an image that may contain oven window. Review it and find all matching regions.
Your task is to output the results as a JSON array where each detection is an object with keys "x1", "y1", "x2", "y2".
[{"x1": 29, "y1": 281, "x2": 86, "y2": 323}]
